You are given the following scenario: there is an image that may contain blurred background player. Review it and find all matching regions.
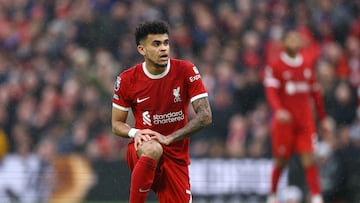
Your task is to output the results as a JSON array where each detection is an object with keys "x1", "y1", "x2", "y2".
[
  {"x1": 111, "y1": 20, "x2": 212, "y2": 203},
  {"x1": 263, "y1": 29, "x2": 332, "y2": 203}
]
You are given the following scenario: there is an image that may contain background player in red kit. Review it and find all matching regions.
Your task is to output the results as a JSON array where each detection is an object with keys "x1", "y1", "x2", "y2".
[
  {"x1": 111, "y1": 20, "x2": 212, "y2": 203},
  {"x1": 263, "y1": 30, "x2": 331, "y2": 203}
]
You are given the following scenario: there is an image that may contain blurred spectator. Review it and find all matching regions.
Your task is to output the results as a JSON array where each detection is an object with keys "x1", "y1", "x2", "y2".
[
  {"x1": 327, "y1": 81, "x2": 357, "y2": 126},
  {"x1": 321, "y1": 41, "x2": 350, "y2": 80},
  {"x1": 226, "y1": 114, "x2": 248, "y2": 158},
  {"x1": 233, "y1": 68, "x2": 265, "y2": 115},
  {"x1": 332, "y1": 122, "x2": 360, "y2": 202},
  {"x1": 311, "y1": 0, "x2": 353, "y2": 44}
]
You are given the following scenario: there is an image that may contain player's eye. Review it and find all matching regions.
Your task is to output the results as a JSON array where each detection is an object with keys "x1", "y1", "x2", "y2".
[{"x1": 153, "y1": 41, "x2": 161, "y2": 46}]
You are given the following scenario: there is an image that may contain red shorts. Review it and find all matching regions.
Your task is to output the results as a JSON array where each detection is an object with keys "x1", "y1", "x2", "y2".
[
  {"x1": 126, "y1": 142, "x2": 192, "y2": 203},
  {"x1": 270, "y1": 118, "x2": 316, "y2": 159}
]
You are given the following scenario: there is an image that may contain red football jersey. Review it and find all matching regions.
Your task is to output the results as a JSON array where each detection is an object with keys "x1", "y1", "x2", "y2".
[
  {"x1": 264, "y1": 52, "x2": 326, "y2": 125},
  {"x1": 113, "y1": 58, "x2": 208, "y2": 165}
]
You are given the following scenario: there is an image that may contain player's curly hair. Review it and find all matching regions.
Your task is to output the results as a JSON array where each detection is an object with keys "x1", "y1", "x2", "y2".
[{"x1": 135, "y1": 20, "x2": 169, "y2": 45}]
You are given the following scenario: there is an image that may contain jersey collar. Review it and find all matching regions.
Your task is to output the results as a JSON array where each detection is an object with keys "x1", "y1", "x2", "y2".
[
  {"x1": 142, "y1": 59, "x2": 170, "y2": 79},
  {"x1": 280, "y1": 52, "x2": 303, "y2": 67}
]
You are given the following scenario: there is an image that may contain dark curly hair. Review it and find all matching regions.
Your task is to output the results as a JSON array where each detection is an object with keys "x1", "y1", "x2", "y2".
[{"x1": 135, "y1": 20, "x2": 169, "y2": 45}]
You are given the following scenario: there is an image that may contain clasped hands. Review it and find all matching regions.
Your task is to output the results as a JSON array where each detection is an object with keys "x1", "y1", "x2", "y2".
[{"x1": 133, "y1": 129, "x2": 172, "y2": 150}]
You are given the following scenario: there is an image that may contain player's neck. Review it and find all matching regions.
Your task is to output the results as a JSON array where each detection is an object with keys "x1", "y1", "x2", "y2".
[
  {"x1": 285, "y1": 49, "x2": 298, "y2": 58},
  {"x1": 147, "y1": 66, "x2": 166, "y2": 75},
  {"x1": 145, "y1": 61, "x2": 167, "y2": 75}
]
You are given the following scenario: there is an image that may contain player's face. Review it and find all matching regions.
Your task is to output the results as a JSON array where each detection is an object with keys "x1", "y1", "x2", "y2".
[
  {"x1": 138, "y1": 34, "x2": 170, "y2": 69},
  {"x1": 283, "y1": 31, "x2": 301, "y2": 53}
]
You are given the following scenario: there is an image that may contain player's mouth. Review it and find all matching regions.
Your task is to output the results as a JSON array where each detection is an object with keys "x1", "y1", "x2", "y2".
[{"x1": 160, "y1": 54, "x2": 169, "y2": 61}]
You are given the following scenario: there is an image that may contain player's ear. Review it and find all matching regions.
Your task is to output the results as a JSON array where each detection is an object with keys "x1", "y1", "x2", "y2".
[{"x1": 137, "y1": 45, "x2": 146, "y2": 56}]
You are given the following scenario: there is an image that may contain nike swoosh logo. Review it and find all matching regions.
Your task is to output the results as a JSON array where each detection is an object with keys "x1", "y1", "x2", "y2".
[
  {"x1": 139, "y1": 188, "x2": 151, "y2": 193},
  {"x1": 137, "y1": 97, "x2": 150, "y2": 103}
]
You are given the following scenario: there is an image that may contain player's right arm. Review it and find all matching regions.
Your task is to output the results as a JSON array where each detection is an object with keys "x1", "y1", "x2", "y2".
[
  {"x1": 263, "y1": 65, "x2": 291, "y2": 123},
  {"x1": 111, "y1": 74, "x2": 136, "y2": 139},
  {"x1": 111, "y1": 73, "x2": 159, "y2": 149},
  {"x1": 111, "y1": 107, "x2": 131, "y2": 138},
  {"x1": 112, "y1": 106, "x2": 160, "y2": 150}
]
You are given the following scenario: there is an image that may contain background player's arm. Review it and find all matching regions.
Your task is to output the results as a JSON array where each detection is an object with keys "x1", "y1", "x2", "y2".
[
  {"x1": 264, "y1": 65, "x2": 283, "y2": 112},
  {"x1": 309, "y1": 74, "x2": 333, "y2": 137},
  {"x1": 264, "y1": 66, "x2": 291, "y2": 123},
  {"x1": 309, "y1": 77, "x2": 327, "y2": 121}
]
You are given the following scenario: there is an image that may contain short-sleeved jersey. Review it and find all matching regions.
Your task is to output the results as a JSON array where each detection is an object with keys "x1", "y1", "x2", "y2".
[
  {"x1": 113, "y1": 58, "x2": 208, "y2": 165},
  {"x1": 263, "y1": 52, "x2": 326, "y2": 126}
]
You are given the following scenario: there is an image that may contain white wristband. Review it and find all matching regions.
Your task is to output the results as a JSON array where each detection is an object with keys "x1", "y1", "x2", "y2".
[{"x1": 128, "y1": 128, "x2": 139, "y2": 138}]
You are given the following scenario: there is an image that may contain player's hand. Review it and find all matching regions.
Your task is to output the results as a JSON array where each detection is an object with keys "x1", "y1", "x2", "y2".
[
  {"x1": 275, "y1": 109, "x2": 292, "y2": 123},
  {"x1": 133, "y1": 129, "x2": 158, "y2": 150},
  {"x1": 150, "y1": 133, "x2": 172, "y2": 146}
]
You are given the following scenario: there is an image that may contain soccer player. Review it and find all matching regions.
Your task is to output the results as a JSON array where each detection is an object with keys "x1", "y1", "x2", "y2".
[
  {"x1": 111, "y1": 20, "x2": 212, "y2": 203},
  {"x1": 263, "y1": 29, "x2": 331, "y2": 203}
]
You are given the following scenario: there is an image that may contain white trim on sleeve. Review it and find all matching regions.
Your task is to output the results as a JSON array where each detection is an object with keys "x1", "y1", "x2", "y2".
[
  {"x1": 190, "y1": 93, "x2": 208, "y2": 103},
  {"x1": 112, "y1": 103, "x2": 130, "y2": 111}
]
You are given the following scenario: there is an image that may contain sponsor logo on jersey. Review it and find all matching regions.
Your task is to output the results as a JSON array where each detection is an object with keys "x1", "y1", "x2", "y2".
[
  {"x1": 153, "y1": 110, "x2": 185, "y2": 124},
  {"x1": 137, "y1": 97, "x2": 150, "y2": 103},
  {"x1": 189, "y1": 66, "x2": 201, "y2": 82},
  {"x1": 139, "y1": 188, "x2": 151, "y2": 193},
  {"x1": 141, "y1": 110, "x2": 185, "y2": 126},
  {"x1": 282, "y1": 71, "x2": 292, "y2": 80},
  {"x1": 173, "y1": 86, "x2": 181, "y2": 102},
  {"x1": 142, "y1": 111, "x2": 152, "y2": 126},
  {"x1": 285, "y1": 81, "x2": 310, "y2": 95},
  {"x1": 189, "y1": 74, "x2": 201, "y2": 82}
]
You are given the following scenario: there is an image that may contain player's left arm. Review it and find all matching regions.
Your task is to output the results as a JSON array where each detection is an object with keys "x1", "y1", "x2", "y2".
[
  {"x1": 150, "y1": 97, "x2": 212, "y2": 145},
  {"x1": 309, "y1": 70, "x2": 333, "y2": 137},
  {"x1": 309, "y1": 71, "x2": 327, "y2": 121},
  {"x1": 165, "y1": 96, "x2": 212, "y2": 144}
]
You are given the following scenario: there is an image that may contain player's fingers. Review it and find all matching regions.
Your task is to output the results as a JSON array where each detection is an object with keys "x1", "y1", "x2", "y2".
[
  {"x1": 134, "y1": 140, "x2": 140, "y2": 151},
  {"x1": 140, "y1": 133, "x2": 152, "y2": 141},
  {"x1": 150, "y1": 135, "x2": 160, "y2": 141},
  {"x1": 150, "y1": 135, "x2": 170, "y2": 145},
  {"x1": 135, "y1": 138, "x2": 143, "y2": 150},
  {"x1": 150, "y1": 136, "x2": 165, "y2": 145}
]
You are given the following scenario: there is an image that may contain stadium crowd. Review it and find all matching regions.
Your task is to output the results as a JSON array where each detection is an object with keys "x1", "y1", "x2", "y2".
[{"x1": 0, "y1": 0, "x2": 359, "y2": 202}]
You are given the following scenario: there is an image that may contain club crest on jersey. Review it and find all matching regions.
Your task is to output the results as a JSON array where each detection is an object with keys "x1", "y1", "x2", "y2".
[
  {"x1": 282, "y1": 71, "x2": 292, "y2": 80},
  {"x1": 114, "y1": 76, "x2": 121, "y2": 91},
  {"x1": 173, "y1": 86, "x2": 181, "y2": 103},
  {"x1": 304, "y1": 68, "x2": 311, "y2": 79}
]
